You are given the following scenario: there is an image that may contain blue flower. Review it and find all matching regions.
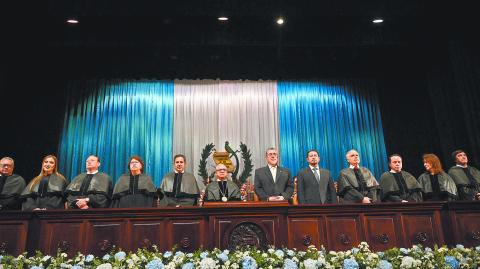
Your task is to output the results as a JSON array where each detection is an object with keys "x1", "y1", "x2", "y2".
[
  {"x1": 242, "y1": 256, "x2": 258, "y2": 269},
  {"x1": 351, "y1": 248, "x2": 360, "y2": 254},
  {"x1": 377, "y1": 260, "x2": 393, "y2": 269},
  {"x1": 445, "y1": 256, "x2": 459, "y2": 269},
  {"x1": 377, "y1": 252, "x2": 384, "y2": 258},
  {"x1": 175, "y1": 251, "x2": 184, "y2": 257},
  {"x1": 187, "y1": 253, "x2": 194, "y2": 258},
  {"x1": 200, "y1": 251, "x2": 209, "y2": 259},
  {"x1": 114, "y1": 251, "x2": 126, "y2": 261},
  {"x1": 476, "y1": 246, "x2": 480, "y2": 252},
  {"x1": 102, "y1": 254, "x2": 111, "y2": 261},
  {"x1": 286, "y1": 250, "x2": 295, "y2": 257},
  {"x1": 455, "y1": 244, "x2": 465, "y2": 250},
  {"x1": 72, "y1": 265, "x2": 83, "y2": 269},
  {"x1": 425, "y1": 247, "x2": 432, "y2": 252},
  {"x1": 85, "y1": 254, "x2": 94, "y2": 263},
  {"x1": 216, "y1": 253, "x2": 229, "y2": 262},
  {"x1": 30, "y1": 266, "x2": 44, "y2": 269},
  {"x1": 146, "y1": 259, "x2": 165, "y2": 269},
  {"x1": 283, "y1": 258, "x2": 298, "y2": 269},
  {"x1": 163, "y1": 251, "x2": 173, "y2": 259},
  {"x1": 275, "y1": 250, "x2": 285, "y2": 258},
  {"x1": 343, "y1": 258, "x2": 359, "y2": 269},
  {"x1": 182, "y1": 262, "x2": 195, "y2": 269},
  {"x1": 0, "y1": 255, "x2": 3, "y2": 262},
  {"x1": 399, "y1": 248, "x2": 408, "y2": 255}
]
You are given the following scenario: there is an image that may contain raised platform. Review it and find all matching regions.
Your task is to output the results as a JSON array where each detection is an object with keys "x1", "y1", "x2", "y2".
[{"x1": 1, "y1": 201, "x2": 479, "y2": 256}]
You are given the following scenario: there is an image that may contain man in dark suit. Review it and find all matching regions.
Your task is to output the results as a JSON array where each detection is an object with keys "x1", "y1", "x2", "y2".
[
  {"x1": 297, "y1": 150, "x2": 337, "y2": 204},
  {"x1": 254, "y1": 148, "x2": 294, "y2": 201}
]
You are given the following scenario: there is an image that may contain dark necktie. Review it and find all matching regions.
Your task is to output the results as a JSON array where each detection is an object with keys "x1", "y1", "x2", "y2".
[
  {"x1": 354, "y1": 167, "x2": 367, "y2": 192},
  {"x1": 313, "y1": 168, "x2": 326, "y2": 203},
  {"x1": 0, "y1": 175, "x2": 6, "y2": 194}
]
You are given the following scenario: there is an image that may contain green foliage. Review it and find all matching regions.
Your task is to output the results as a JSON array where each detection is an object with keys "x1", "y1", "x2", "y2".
[
  {"x1": 198, "y1": 143, "x2": 215, "y2": 181},
  {"x1": 238, "y1": 142, "x2": 253, "y2": 184}
]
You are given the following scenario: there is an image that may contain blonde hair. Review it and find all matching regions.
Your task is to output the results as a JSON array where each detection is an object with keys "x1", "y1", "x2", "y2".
[{"x1": 29, "y1": 155, "x2": 66, "y2": 191}]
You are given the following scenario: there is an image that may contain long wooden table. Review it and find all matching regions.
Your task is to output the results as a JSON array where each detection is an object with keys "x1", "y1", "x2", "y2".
[{"x1": 1, "y1": 201, "x2": 479, "y2": 256}]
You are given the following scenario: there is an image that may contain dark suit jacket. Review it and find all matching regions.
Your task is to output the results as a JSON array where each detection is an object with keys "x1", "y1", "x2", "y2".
[
  {"x1": 254, "y1": 166, "x2": 294, "y2": 201},
  {"x1": 297, "y1": 167, "x2": 337, "y2": 204}
]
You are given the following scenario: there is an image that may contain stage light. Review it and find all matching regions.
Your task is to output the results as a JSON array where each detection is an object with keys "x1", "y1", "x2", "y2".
[
  {"x1": 276, "y1": 17, "x2": 284, "y2": 25},
  {"x1": 218, "y1": 16, "x2": 229, "y2": 21},
  {"x1": 66, "y1": 19, "x2": 79, "y2": 24},
  {"x1": 372, "y1": 19, "x2": 383, "y2": 24}
]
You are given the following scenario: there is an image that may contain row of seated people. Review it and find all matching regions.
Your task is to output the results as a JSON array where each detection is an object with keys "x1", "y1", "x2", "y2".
[{"x1": 0, "y1": 148, "x2": 479, "y2": 210}]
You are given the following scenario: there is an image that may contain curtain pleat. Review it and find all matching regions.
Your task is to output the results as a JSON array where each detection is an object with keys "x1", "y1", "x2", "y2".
[
  {"x1": 58, "y1": 80, "x2": 174, "y2": 186},
  {"x1": 278, "y1": 81, "x2": 387, "y2": 179},
  {"x1": 173, "y1": 79, "x2": 279, "y2": 182}
]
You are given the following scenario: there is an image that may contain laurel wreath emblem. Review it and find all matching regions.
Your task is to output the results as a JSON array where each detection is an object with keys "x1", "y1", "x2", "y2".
[{"x1": 198, "y1": 142, "x2": 253, "y2": 187}]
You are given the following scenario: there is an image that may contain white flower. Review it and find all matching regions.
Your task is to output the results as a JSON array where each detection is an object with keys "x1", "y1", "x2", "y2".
[
  {"x1": 41, "y1": 255, "x2": 51, "y2": 262},
  {"x1": 200, "y1": 257, "x2": 217, "y2": 269},
  {"x1": 400, "y1": 256, "x2": 414, "y2": 268},
  {"x1": 61, "y1": 253, "x2": 68, "y2": 258},
  {"x1": 303, "y1": 258, "x2": 317, "y2": 269},
  {"x1": 97, "y1": 263, "x2": 113, "y2": 269},
  {"x1": 130, "y1": 254, "x2": 139, "y2": 262}
]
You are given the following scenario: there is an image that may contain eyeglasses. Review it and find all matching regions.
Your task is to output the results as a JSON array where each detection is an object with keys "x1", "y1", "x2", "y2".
[
  {"x1": 1, "y1": 164, "x2": 12, "y2": 168},
  {"x1": 216, "y1": 169, "x2": 227, "y2": 172}
]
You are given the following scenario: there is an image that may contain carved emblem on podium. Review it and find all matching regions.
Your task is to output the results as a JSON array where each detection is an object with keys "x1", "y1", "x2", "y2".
[
  {"x1": 415, "y1": 232, "x2": 428, "y2": 243},
  {"x1": 228, "y1": 222, "x2": 267, "y2": 250},
  {"x1": 302, "y1": 235, "x2": 312, "y2": 246},
  {"x1": 140, "y1": 238, "x2": 152, "y2": 249},
  {"x1": 0, "y1": 241, "x2": 7, "y2": 253},
  {"x1": 470, "y1": 230, "x2": 480, "y2": 240},
  {"x1": 180, "y1": 236, "x2": 191, "y2": 249},
  {"x1": 375, "y1": 234, "x2": 389, "y2": 244},
  {"x1": 57, "y1": 240, "x2": 70, "y2": 252},
  {"x1": 338, "y1": 233, "x2": 351, "y2": 245},
  {"x1": 97, "y1": 239, "x2": 112, "y2": 253}
]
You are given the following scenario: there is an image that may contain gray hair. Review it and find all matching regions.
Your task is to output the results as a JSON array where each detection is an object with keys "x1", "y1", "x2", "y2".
[
  {"x1": 0, "y1": 157, "x2": 14, "y2": 167},
  {"x1": 345, "y1": 149, "x2": 359, "y2": 159}
]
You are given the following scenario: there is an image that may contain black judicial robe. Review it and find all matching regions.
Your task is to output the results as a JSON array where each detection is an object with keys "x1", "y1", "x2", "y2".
[
  {"x1": 337, "y1": 167, "x2": 380, "y2": 203},
  {"x1": 0, "y1": 174, "x2": 26, "y2": 210},
  {"x1": 448, "y1": 166, "x2": 480, "y2": 201},
  {"x1": 21, "y1": 174, "x2": 68, "y2": 211},
  {"x1": 159, "y1": 172, "x2": 200, "y2": 206},
  {"x1": 204, "y1": 180, "x2": 241, "y2": 202},
  {"x1": 379, "y1": 171, "x2": 422, "y2": 202},
  {"x1": 417, "y1": 172, "x2": 457, "y2": 201},
  {"x1": 65, "y1": 172, "x2": 113, "y2": 208},
  {"x1": 111, "y1": 173, "x2": 157, "y2": 208}
]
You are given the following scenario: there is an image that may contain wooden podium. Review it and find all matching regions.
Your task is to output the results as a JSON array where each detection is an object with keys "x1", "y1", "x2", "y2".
[{"x1": 1, "y1": 201, "x2": 479, "y2": 256}]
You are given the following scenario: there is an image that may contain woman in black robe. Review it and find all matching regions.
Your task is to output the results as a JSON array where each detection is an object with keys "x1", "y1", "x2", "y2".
[
  {"x1": 417, "y1": 153, "x2": 457, "y2": 201},
  {"x1": 21, "y1": 155, "x2": 68, "y2": 211},
  {"x1": 111, "y1": 155, "x2": 157, "y2": 208}
]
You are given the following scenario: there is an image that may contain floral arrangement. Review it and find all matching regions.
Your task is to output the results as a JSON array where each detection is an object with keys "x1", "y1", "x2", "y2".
[{"x1": 1, "y1": 242, "x2": 479, "y2": 269}]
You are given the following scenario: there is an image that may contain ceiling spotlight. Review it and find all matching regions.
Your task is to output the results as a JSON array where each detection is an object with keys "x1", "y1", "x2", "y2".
[
  {"x1": 218, "y1": 16, "x2": 229, "y2": 21},
  {"x1": 276, "y1": 17, "x2": 285, "y2": 25},
  {"x1": 372, "y1": 19, "x2": 383, "y2": 24},
  {"x1": 66, "y1": 19, "x2": 79, "y2": 24}
]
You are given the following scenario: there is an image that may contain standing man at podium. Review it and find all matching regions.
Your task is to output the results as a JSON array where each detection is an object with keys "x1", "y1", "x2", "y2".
[
  {"x1": 254, "y1": 148, "x2": 294, "y2": 202},
  {"x1": 296, "y1": 150, "x2": 337, "y2": 204}
]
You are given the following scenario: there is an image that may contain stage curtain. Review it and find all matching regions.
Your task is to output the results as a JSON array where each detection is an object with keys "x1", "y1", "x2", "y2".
[
  {"x1": 173, "y1": 80, "x2": 279, "y2": 183},
  {"x1": 278, "y1": 80, "x2": 387, "y2": 179},
  {"x1": 58, "y1": 80, "x2": 174, "y2": 186}
]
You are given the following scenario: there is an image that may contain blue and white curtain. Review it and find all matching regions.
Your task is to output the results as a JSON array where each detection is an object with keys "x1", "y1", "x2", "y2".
[{"x1": 58, "y1": 79, "x2": 387, "y2": 185}]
